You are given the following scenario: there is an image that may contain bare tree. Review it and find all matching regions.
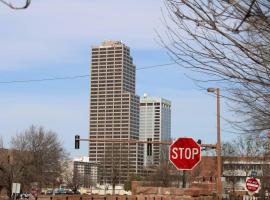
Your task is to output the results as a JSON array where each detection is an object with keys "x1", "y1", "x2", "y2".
[
  {"x1": 124, "y1": 175, "x2": 142, "y2": 191},
  {"x1": 0, "y1": 148, "x2": 33, "y2": 197},
  {"x1": 72, "y1": 165, "x2": 81, "y2": 193},
  {"x1": 222, "y1": 133, "x2": 269, "y2": 157},
  {"x1": 5, "y1": 125, "x2": 67, "y2": 191},
  {"x1": 0, "y1": 0, "x2": 31, "y2": 9},
  {"x1": 99, "y1": 143, "x2": 123, "y2": 194},
  {"x1": 161, "y1": 0, "x2": 270, "y2": 133},
  {"x1": 222, "y1": 142, "x2": 237, "y2": 157},
  {"x1": 59, "y1": 160, "x2": 74, "y2": 188},
  {"x1": 144, "y1": 161, "x2": 178, "y2": 187}
]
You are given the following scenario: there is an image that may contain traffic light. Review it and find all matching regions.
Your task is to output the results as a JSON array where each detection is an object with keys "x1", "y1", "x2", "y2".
[
  {"x1": 147, "y1": 138, "x2": 152, "y2": 156},
  {"x1": 75, "y1": 135, "x2": 80, "y2": 149},
  {"x1": 197, "y1": 139, "x2": 206, "y2": 151}
]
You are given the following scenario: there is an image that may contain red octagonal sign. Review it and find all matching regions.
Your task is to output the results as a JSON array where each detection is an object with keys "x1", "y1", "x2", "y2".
[
  {"x1": 246, "y1": 178, "x2": 260, "y2": 193},
  {"x1": 169, "y1": 138, "x2": 201, "y2": 170}
]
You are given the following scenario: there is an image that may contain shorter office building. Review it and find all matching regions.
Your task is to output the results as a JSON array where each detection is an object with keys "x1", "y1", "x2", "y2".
[
  {"x1": 73, "y1": 157, "x2": 98, "y2": 188},
  {"x1": 139, "y1": 94, "x2": 171, "y2": 167}
]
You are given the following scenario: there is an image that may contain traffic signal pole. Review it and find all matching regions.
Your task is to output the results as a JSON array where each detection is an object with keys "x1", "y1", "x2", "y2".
[
  {"x1": 75, "y1": 137, "x2": 216, "y2": 147},
  {"x1": 75, "y1": 136, "x2": 219, "y2": 193}
]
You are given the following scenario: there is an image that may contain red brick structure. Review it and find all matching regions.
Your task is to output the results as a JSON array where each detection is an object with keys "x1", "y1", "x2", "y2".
[
  {"x1": 188, "y1": 156, "x2": 217, "y2": 183},
  {"x1": 35, "y1": 194, "x2": 214, "y2": 200}
]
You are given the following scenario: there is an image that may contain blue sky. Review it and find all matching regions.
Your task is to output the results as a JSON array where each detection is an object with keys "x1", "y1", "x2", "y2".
[{"x1": 0, "y1": 0, "x2": 235, "y2": 157}]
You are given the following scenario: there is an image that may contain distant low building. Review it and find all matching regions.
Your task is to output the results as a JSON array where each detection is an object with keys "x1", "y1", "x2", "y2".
[
  {"x1": 73, "y1": 156, "x2": 98, "y2": 188},
  {"x1": 223, "y1": 156, "x2": 270, "y2": 192},
  {"x1": 188, "y1": 155, "x2": 270, "y2": 194}
]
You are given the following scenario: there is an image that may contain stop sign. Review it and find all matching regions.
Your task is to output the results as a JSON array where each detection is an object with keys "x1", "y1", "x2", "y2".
[
  {"x1": 246, "y1": 178, "x2": 260, "y2": 193},
  {"x1": 169, "y1": 137, "x2": 201, "y2": 170}
]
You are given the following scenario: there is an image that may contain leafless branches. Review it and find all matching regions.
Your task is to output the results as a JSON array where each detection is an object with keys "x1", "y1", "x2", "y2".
[
  {"x1": 162, "y1": 0, "x2": 270, "y2": 133},
  {"x1": 0, "y1": 149, "x2": 33, "y2": 196},
  {"x1": 222, "y1": 133, "x2": 269, "y2": 156},
  {"x1": 11, "y1": 125, "x2": 67, "y2": 188},
  {"x1": 0, "y1": 125, "x2": 67, "y2": 196},
  {"x1": 0, "y1": 0, "x2": 31, "y2": 9}
]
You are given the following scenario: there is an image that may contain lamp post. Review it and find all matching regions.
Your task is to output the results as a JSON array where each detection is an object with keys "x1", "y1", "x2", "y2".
[{"x1": 207, "y1": 87, "x2": 222, "y2": 199}]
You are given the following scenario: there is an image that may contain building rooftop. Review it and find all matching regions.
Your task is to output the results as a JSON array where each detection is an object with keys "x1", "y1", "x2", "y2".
[
  {"x1": 92, "y1": 40, "x2": 128, "y2": 49},
  {"x1": 140, "y1": 93, "x2": 171, "y2": 106},
  {"x1": 73, "y1": 156, "x2": 90, "y2": 162}
]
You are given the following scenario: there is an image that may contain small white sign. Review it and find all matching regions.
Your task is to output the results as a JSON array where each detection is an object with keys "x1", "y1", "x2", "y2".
[{"x1": 12, "y1": 183, "x2": 21, "y2": 194}]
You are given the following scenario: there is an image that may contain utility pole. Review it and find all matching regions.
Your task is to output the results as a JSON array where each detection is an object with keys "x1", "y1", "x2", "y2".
[{"x1": 207, "y1": 87, "x2": 222, "y2": 199}]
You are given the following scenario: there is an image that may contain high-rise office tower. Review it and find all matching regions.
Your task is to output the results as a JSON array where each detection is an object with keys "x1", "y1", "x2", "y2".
[
  {"x1": 139, "y1": 94, "x2": 171, "y2": 167},
  {"x1": 89, "y1": 41, "x2": 143, "y2": 184}
]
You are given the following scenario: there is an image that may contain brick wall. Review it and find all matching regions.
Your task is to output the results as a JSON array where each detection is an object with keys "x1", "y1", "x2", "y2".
[{"x1": 35, "y1": 195, "x2": 215, "y2": 200}]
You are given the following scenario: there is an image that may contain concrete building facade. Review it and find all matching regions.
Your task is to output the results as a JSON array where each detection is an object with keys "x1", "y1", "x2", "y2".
[
  {"x1": 89, "y1": 41, "x2": 143, "y2": 184},
  {"x1": 73, "y1": 157, "x2": 98, "y2": 188},
  {"x1": 139, "y1": 94, "x2": 171, "y2": 166}
]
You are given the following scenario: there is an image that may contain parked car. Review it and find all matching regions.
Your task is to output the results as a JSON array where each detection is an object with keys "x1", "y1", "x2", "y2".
[
  {"x1": 73, "y1": 190, "x2": 81, "y2": 195},
  {"x1": 46, "y1": 190, "x2": 53, "y2": 195},
  {"x1": 54, "y1": 189, "x2": 61, "y2": 195},
  {"x1": 85, "y1": 191, "x2": 92, "y2": 195},
  {"x1": 20, "y1": 192, "x2": 31, "y2": 199},
  {"x1": 65, "y1": 189, "x2": 74, "y2": 195},
  {"x1": 55, "y1": 188, "x2": 67, "y2": 195}
]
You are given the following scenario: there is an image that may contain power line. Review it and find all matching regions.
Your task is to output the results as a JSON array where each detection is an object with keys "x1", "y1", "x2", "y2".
[
  {"x1": 0, "y1": 62, "x2": 176, "y2": 84},
  {"x1": 137, "y1": 62, "x2": 175, "y2": 70},
  {"x1": 0, "y1": 75, "x2": 89, "y2": 84}
]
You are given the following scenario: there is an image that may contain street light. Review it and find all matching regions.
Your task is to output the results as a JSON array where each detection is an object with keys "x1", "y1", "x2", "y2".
[{"x1": 207, "y1": 87, "x2": 222, "y2": 199}]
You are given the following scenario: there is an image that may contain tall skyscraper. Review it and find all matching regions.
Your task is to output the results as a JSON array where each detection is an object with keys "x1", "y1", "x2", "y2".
[
  {"x1": 89, "y1": 41, "x2": 143, "y2": 184},
  {"x1": 139, "y1": 94, "x2": 171, "y2": 167}
]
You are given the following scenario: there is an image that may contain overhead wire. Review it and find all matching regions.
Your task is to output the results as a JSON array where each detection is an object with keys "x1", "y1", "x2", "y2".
[{"x1": 0, "y1": 61, "x2": 176, "y2": 84}]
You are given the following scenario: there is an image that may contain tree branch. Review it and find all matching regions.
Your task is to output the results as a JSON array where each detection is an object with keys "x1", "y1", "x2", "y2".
[{"x1": 0, "y1": 0, "x2": 31, "y2": 9}]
